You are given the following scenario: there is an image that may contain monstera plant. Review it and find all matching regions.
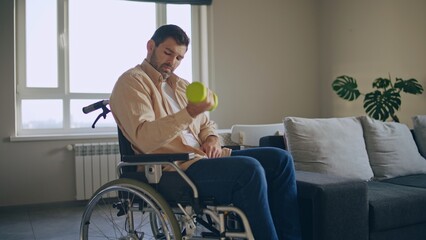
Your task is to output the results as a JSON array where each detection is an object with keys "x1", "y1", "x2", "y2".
[{"x1": 332, "y1": 75, "x2": 424, "y2": 122}]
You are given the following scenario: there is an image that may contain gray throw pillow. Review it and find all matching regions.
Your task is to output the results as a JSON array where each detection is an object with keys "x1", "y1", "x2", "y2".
[
  {"x1": 412, "y1": 115, "x2": 426, "y2": 158},
  {"x1": 284, "y1": 116, "x2": 373, "y2": 180},
  {"x1": 360, "y1": 116, "x2": 426, "y2": 180}
]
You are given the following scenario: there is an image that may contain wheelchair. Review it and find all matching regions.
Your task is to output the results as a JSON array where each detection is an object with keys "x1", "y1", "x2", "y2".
[{"x1": 80, "y1": 100, "x2": 254, "y2": 240}]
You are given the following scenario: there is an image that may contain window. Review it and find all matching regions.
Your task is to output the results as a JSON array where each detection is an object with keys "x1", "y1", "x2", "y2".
[{"x1": 15, "y1": 0, "x2": 204, "y2": 139}]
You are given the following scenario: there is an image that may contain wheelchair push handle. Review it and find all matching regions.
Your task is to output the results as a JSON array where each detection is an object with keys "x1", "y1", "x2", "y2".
[
  {"x1": 82, "y1": 99, "x2": 110, "y2": 114},
  {"x1": 82, "y1": 99, "x2": 110, "y2": 128}
]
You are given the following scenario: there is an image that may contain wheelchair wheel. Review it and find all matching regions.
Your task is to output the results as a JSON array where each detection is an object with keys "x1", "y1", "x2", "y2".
[{"x1": 80, "y1": 178, "x2": 182, "y2": 240}]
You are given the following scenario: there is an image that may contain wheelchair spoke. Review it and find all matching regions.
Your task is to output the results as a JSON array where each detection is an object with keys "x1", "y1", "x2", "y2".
[
  {"x1": 89, "y1": 198, "x2": 127, "y2": 238},
  {"x1": 80, "y1": 179, "x2": 181, "y2": 240}
]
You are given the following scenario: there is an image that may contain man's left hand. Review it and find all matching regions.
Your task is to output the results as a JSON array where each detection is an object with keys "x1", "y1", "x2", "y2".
[{"x1": 201, "y1": 135, "x2": 222, "y2": 158}]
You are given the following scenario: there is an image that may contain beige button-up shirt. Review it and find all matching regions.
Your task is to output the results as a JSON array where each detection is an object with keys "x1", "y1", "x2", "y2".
[{"x1": 110, "y1": 60, "x2": 230, "y2": 170}]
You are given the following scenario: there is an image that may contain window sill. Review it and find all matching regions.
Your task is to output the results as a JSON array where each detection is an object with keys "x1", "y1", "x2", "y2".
[
  {"x1": 10, "y1": 132, "x2": 118, "y2": 142},
  {"x1": 10, "y1": 129, "x2": 232, "y2": 142}
]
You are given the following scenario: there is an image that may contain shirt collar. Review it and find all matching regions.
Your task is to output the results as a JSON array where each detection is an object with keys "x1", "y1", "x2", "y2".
[{"x1": 140, "y1": 59, "x2": 178, "y2": 88}]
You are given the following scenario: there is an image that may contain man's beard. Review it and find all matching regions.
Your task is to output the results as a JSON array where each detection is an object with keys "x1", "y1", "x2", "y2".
[{"x1": 150, "y1": 49, "x2": 172, "y2": 79}]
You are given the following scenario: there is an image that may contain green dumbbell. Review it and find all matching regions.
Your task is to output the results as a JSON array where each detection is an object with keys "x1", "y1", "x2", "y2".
[{"x1": 186, "y1": 82, "x2": 218, "y2": 111}]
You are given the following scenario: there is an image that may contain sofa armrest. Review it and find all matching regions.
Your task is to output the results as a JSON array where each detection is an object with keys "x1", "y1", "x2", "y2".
[
  {"x1": 259, "y1": 135, "x2": 286, "y2": 149},
  {"x1": 260, "y1": 135, "x2": 369, "y2": 240},
  {"x1": 296, "y1": 171, "x2": 368, "y2": 240}
]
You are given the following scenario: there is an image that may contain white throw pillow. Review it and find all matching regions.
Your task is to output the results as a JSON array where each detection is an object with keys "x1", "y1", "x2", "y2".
[
  {"x1": 283, "y1": 117, "x2": 374, "y2": 180},
  {"x1": 412, "y1": 115, "x2": 426, "y2": 158},
  {"x1": 360, "y1": 116, "x2": 426, "y2": 180}
]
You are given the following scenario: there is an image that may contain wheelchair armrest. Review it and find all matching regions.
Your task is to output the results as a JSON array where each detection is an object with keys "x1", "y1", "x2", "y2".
[
  {"x1": 122, "y1": 152, "x2": 195, "y2": 163},
  {"x1": 119, "y1": 152, "x2": 201, "y2": 200}
]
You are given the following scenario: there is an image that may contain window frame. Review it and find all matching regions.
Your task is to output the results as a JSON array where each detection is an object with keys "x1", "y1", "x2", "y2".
[{"x1": 13, "y1": 0, "x2": 209, "y2": 141}]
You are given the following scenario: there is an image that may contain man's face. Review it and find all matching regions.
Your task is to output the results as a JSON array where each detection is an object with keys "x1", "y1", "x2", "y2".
[{"x1": 147, "y1": 37, "x2": 187, "y2": 79}]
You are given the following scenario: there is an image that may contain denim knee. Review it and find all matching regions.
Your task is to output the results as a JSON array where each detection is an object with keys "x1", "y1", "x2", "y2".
[
  {"x1": 233, "y1": 147, "x2": 295, "y2": 175},
  {"x1": 231, "y1": 156, "x2": 266, "y2": 189}
]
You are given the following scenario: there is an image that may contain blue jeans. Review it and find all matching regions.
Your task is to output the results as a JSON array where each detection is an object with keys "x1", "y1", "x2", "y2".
[{"x1": 185, "y1": 147, "x2": 301, "y2": 240}]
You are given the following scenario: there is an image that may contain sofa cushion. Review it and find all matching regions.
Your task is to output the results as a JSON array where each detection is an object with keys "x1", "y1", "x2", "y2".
[
  {"x1": 360, "y1": 116, "x2": 426, "y2": 180},
  {"x1": 283, "y1": 117, "x2": 374, "y2": 180},
  {"x1": 382, "y1": 174, "x2": 426, "y2": 189},
  {"x1": 413, "y1": 115, "x2": 426, "y2": 158},
  {"x1": 367, "y1": 181, "x2": 426, "y2": 231}
]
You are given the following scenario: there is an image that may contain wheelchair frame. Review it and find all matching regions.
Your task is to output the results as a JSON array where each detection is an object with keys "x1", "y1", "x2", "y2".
[{"x1": 79, "y1": 100, "x2": 254, "y2": 240}]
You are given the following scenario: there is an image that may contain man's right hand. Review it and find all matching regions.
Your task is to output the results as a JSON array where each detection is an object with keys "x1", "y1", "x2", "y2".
[{"x1": 186, "y1": 90, "x2": 216, "y2": 118}]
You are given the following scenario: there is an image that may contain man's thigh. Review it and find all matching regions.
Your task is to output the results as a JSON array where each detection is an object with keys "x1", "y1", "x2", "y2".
[{"x1": 185, "y1": 156, "x2": 261, "y2": 203}]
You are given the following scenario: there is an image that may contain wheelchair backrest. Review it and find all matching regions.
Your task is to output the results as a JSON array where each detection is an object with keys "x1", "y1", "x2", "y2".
[
  {"x1": 117, "y1": 127, "x2": 135, "y2": 156},
  {"x1": 117, "y1": 127, "x2": 137, "y2": 172}
]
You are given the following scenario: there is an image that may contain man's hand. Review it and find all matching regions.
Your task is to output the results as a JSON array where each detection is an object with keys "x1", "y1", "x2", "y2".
[
  {"x1": 186, "y1": 90, "x2": 216, "y2": 118},
  {"x1": 201, "y1": 135, "x2": 222, "y2": 158}
]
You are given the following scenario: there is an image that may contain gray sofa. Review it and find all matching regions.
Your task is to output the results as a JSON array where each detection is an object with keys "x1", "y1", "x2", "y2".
[{"x1": 259, "y1": 133, "x2": 426, "y2": 240}]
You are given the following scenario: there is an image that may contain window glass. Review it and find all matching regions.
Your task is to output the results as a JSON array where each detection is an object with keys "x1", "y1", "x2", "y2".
[
  {"x1": 25, "y1": 0, "x2": 58, "y2": 88},
  {"x1": 167, "y1": 4, "x2": 192, "y2": 82},
  {"x1": 21, "y1": 100, "x2": 63, "y2": 129},
  {"x1": 16, "y1": 0, "x2": 200, "y2": 136},
  {"x1": 69, "y1": 0, "x2": 156, "y2": 93}
]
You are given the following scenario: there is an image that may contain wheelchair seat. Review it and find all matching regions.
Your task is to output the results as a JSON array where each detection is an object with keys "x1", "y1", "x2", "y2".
[{"x1": 117, "y1": 127, "x2": 205, "y2": 206}]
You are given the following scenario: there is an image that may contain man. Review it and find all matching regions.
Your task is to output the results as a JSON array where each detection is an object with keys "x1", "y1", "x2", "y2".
[{"x1": 110, "y1": 24, "x2": 301, "y2": 240}]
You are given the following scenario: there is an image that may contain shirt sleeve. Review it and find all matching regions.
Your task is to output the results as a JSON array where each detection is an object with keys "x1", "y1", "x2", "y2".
[
  {"x1": 175, "y1": 77, "x2": 219, "y2": 145},
  {"x1": 197, "y1": 113, "x2": 219, "y2": 143},
  {"x1": 110, "y1": 71, "x2": 194, "y2": 153}
]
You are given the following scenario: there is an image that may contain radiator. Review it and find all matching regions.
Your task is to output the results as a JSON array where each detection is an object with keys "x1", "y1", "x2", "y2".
[{"x1": 73, "y1": 142, "x2": 120, "y2": 200}]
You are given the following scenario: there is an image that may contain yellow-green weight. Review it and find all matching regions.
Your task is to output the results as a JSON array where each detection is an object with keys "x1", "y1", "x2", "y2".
[
  {"x1": 186, "y1": 82, "x2": 207, "y2": 103},
  {"x1": 211, "y1": 93, "x2": 218, "y2": 111},
  {"x1": 186, "y1": 82, "x2": 218, "y2": 111}
]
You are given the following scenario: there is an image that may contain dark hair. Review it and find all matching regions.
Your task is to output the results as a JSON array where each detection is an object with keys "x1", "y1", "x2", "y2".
[{"x1": 151, "y1": 24, "x2": 190, "y2": 48}]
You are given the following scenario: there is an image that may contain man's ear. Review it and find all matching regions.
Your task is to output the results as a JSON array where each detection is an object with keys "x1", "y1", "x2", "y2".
[{"x1": 147, "y1": 40, "x2": 155, "y2": 53}]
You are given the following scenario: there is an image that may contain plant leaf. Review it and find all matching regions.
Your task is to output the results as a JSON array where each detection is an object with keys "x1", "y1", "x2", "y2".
[
  {"x1": 332, "y1": 75, "x2": 361, "y2": 101},
  {"x1": 363, "y1": 89, "x2": 401, "y2": 121},
  {"x1": 372, "y1": 78, "x2": 391, "y2": 89},
  {"x1": 394, "y1": 78, "x2": 424, "y2": 94}
]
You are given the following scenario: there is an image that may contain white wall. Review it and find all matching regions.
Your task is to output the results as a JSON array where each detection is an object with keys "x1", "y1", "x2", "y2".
[
  {"x1": 1, "y1": 0, "x2": 426, "y2": 206},
  {"x1": 0, "y1": 0, "x2": 114, "y2": 206}
]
